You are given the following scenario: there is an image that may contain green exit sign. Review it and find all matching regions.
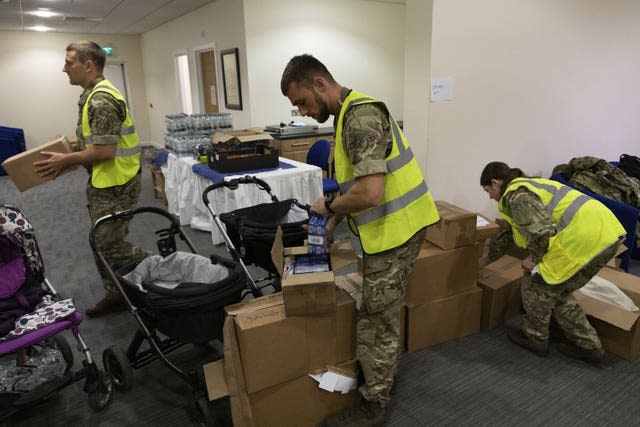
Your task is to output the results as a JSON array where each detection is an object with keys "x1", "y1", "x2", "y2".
[{"x1": 102, "y1": 47, "x2": 113, "y2": 56}]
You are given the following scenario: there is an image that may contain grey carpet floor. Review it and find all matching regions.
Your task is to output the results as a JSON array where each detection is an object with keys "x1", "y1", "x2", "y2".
[{"x1": 1, "y1": 165, "x2": 640, "y2": 426}]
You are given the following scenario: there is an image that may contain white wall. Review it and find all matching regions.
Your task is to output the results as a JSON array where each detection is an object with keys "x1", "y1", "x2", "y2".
[
  {"x1": 0, "y1": 32, "x2": 148, "y2": 149},
  {"x1": 140, "y1": 0, "x2": 249, "y2": 145},
  {"x1": 243, "y1": 0, "x2": 406, "y2": 127},
  {"x1": 406, "y1": 0, "x2": 640, "y2": 219}
]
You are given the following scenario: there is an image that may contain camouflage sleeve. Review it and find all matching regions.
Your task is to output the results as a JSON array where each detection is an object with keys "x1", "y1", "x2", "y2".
[
  {"x1": 87, "y1": 92, "x2": 126, "y2": 145},
  {"x1": 342, "y1": 103, "x2": 391, "y2": 178},
  {"x1": 502, "y1": 187, "x2": 555, "y2": 263},
  {"x1": 488, "y1": 228, "x2": 515, "y2": 261}
]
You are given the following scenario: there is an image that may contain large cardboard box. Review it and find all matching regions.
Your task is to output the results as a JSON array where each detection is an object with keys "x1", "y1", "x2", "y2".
[
  {"x1": 425, "y1": 200, "x2": 477, "y2": 250},
  {"x1": 271, "y1": 227, "x2": 336, "y2": 317},
  {"x1": 406, "y1": 287, "x2": 482, "y2": 352},
  {"x1": 476, "y1": 255, "x2": 523, "y2": 331},
  {"x1": 247, "y1": 367, "x2": 358, "y2": 427},
  {"x1": 206, "y1": 356, "x2": 357, "y2": 427},
  {"x1": 2, "y1": 136, "x2": 77, "y2": 191},
  {"x1": 573, "y1": 267, "x2": 640, "y2": 361},
  {"x1": 405, "y1": 241, "x2": 479, "y2": 305},
  {"x1": 224, "y1": 290, "x2": 356, "y2": 395}
]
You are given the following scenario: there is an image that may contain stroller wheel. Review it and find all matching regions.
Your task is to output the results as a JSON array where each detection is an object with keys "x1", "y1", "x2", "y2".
[
  {"x1": 87, "y1": 370, "x2": 114, "y2": 411},
  {"x1": 103, "y1": 346, "x2": 133, "y2": 391},
  {"x1": 51, "y1": 335, "x2": 74, "y2": 369}
]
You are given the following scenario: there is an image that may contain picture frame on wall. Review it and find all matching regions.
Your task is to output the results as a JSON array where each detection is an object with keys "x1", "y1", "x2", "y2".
[{"x1": 220, "y1": 48, "x2": 242, "y2": 110}]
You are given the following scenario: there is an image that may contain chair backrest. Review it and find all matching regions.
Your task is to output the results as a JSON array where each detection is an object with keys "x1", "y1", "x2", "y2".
[{"x1": 306, "y1": 139, "x2": 331, "y2": 172}]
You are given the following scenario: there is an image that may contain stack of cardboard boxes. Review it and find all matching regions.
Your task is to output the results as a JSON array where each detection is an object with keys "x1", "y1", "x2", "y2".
[
  {"x1": 403, "y1": 201, "x2": 484, "y2": 352},
  {"x1": 213, "y1": 228, "x2": 359, "y2": 427}
]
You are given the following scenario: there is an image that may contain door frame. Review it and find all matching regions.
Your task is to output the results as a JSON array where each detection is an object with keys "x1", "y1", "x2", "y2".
[{"x1": 192, "y1": 43, "x2": 219, "y2": 114}]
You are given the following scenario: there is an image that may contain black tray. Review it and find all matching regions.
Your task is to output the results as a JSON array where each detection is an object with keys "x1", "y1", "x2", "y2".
[{"x1": 207, "y1": 144, "x2": 279, "y2": 173}]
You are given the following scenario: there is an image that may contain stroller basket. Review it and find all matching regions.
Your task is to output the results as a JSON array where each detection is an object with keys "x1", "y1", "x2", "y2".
[
  {"x1": 116, "y1": 252, "x2": 246, "y2": 344},
  {"x1": 220, "y1": 199, "x2": 308, "y2": 274}
]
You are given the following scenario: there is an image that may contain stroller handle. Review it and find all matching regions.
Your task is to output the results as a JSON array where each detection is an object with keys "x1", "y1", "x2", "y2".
[
  {"x1": 89, "y1": 206, "x2": 185, "y2": 253},
  {"x1": 201, "y1": 175, "x2": 278, "y2": 207}
]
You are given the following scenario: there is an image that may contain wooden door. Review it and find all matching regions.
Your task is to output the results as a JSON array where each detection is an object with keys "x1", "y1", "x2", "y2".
[{"x1": 199, "y1": 50, "x2": 219, "y2": 113}]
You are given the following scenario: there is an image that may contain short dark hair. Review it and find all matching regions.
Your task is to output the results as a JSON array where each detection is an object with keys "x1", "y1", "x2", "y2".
[
  {"x1": 480, "y1": 161, "x2": 526, "y2": 195},
  {"x1": 66, "y1": 41, "x2": 106, "y2": 72},
  {"x1": 280, "y1": 54, "x2": 336, "y2": 96}
]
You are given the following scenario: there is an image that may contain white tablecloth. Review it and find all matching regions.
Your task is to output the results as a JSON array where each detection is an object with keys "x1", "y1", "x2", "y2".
[{"x1": 162, "y1": 153, "x2": 323, "y2": 245}]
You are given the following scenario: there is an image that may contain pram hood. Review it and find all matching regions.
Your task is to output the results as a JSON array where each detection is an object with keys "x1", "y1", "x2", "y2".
[
  {"x1": 0, "y1": 236, "x2": 26, "y2": 298},
  {"x1": 0, "y1": 205, "x2": 45, "y2": 284}
]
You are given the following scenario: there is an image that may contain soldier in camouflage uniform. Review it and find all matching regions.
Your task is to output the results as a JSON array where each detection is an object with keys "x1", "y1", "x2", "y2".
[
  {"x1": 480, "y1": 161, "x2": 625, "y2": 364},
  {"x1": 281, "y1": 55, "x2": 439, "y2": 427},
  {"x1": 34, "y1": 41, "x2": 149, "y2": 317}
]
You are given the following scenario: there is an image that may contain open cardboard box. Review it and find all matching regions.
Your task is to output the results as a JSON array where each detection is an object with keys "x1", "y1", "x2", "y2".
[
  {"x1": 573, "y1": 266, "x2": 640, "y2": 361},
  {"x1": 221, "y1": 291, "x2": 357, "y2": 425},
  {"x1": 223, "y1": 290, "x2": 356, "y2": 395},
  {"x1": 475, "y1": 214, "x2": 501, "y2": 243},
  {"x1": 271, "y1": 227, "x2": 336, "y2": 317},
  {"x1": 2, "y1": 136, "x2": 78, "y2": 191},
  {"x1": 212, "y1": 128, "x2": 274, "y2": 145}
]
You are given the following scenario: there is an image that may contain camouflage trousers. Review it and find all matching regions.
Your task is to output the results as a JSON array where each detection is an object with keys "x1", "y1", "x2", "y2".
[
  {"x1": 522, "y1": 241, "x2": 620, "y2": 350},
  {"x1": 86, "y1": 173, "x2": 150, "y2": 297},
  {"x1": 358, "y1": 228, "x2": 426, "y2": 407}
]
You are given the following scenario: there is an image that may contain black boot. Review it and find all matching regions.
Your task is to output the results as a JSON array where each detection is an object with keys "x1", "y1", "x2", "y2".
[
  {"x1": 556, "y1": 342, "x2": 604, "y2": 364},
  {"x1": 320, "y1": 397, "x2": 388, "y2": 427},
  {"x1": 507, "y1": 328, "x2": 549, "y2": 357},
  {"x1": 86, "y1": 294, "x2": 127, "y2": 317}
]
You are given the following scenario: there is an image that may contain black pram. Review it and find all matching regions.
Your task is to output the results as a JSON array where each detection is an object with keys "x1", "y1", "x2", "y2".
[{"x1": 202, "y1": 176, "x2": 309, "y2": 292}]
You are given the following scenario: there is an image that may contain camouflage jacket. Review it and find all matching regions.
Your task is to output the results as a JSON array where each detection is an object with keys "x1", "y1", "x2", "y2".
[
  {"x1": 488, "y1": 187, "x2": 555, "y2": 263},
  {"x1": 553, "y1": 156, "x2": 640, "y2": 208},
  {"x1": 335, "y1": 90, "x2": 392, "y2": 179}
]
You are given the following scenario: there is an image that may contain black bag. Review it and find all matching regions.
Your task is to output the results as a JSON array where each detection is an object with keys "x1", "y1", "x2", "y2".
[{"x1": 619, "y1": 154, "x2": 640, "y2": 180}]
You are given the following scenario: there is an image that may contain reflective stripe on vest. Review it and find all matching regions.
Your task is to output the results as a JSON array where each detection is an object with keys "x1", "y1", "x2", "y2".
[
  {"x1": 82, "y1": 79, "x2": 141, "y2": 188},
  {"x1": 334, "y1": 89, "x2": 439, "y2": 254},
  {"x1": 500, "y1": 177, "x2": 625, "y2": 284}
]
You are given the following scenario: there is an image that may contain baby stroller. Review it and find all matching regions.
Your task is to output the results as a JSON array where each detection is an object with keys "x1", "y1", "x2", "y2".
[
  {"x1": 202, "y1": 175, "x2": 309, "y2": 294},
  {"x1": 0, "y1": 204, "x2": 112, "y2": 422},
  {"x1": 89, "y1": 206, "x2": 249, "y2": 425}
]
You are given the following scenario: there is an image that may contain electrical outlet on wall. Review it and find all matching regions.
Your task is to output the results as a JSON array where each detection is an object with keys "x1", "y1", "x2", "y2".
[{"x1": 291, "y1": 109, "x2": 300, "y2": 116}]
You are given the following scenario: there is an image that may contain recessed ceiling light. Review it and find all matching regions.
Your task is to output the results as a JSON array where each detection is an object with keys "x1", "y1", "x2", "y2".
[
  {"x1": 31, "y1": 10, "x2": 57, "y2": 18},
  {"x1": 31, "y1": 26, "x2": 51, "y2": 32}
]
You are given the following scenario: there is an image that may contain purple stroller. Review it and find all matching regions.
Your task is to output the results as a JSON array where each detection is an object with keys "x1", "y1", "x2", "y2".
[{"x1": 0, "y1": 204, "x2": 113, "y2": 421}]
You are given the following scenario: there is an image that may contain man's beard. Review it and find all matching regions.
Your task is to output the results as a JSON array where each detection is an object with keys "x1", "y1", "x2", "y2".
[{"x1": 313, "y1": 89, "x2": 331, "y2": 123}]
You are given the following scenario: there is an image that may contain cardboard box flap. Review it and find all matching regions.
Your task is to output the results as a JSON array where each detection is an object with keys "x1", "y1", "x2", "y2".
[
  {"x1": 436, "y1": 200, "x2": 477, "y2": 221},
  {"x1": 573, "y1": 291, "x2": 639, "y2": 331},
  {"x1": 271, "y1": 226, "x2": 285, "y2": 278},
  {"x1": 477, "y1": 255, "x2": 524, "y2": 290},
  {"x1": 203, "y1": 359, "x2": 229, "y2": 401}
]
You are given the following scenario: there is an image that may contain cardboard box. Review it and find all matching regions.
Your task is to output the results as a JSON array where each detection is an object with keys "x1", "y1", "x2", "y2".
[
  {"x1": 206, "y1": 353, "x2": 357, "y2": 427},
  {"x1": 405, "y1": 241, "x2": 479, "y2": 305},
  {"x1": 271, "y1": 227, "x2": 336, "y2": 317},
  {"x1": 212, "y1": 129, "x2": 274, "y2": 145},
  {"x1": 1, "y1": 136, "x2": 77, "y2": 191},
  {"x1": 573, "y1": 267, "x2": 640, "y2": 361},
  {"x1": 406, "y1": 287, "x2": 482, "y2": 352},
  {"x1": 425, "y1": 200, "x2": 477, "y2": 250},
  {"x1": 224, "y1": 289, "x2": 356, "y2": 395},
  {"x1": 476, "y1": 255, "x2": 523, "y2": 331},
  {"x1": 247, "y1": 366, "x2": 358, "y2": 427},
  {"x1": 475, "y1": 214, "x2": 501, "y2": 243}
]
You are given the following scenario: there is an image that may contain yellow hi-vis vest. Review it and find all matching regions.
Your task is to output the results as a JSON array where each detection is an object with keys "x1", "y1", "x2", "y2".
[
  {"x1": 82, "y1": 79, "x2": 141, "y2": 188},
  {"x1": 334, "y1": 90, "x2": 439, "y2": 254},
  {"x1": 499, "y1": 177, "x2": 625, "y2": 284}
]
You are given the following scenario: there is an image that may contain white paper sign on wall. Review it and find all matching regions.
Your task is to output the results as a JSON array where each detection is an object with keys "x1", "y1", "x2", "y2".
[{"x1": 431, "y1": 77, "x2": 454, "y2": 102}]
